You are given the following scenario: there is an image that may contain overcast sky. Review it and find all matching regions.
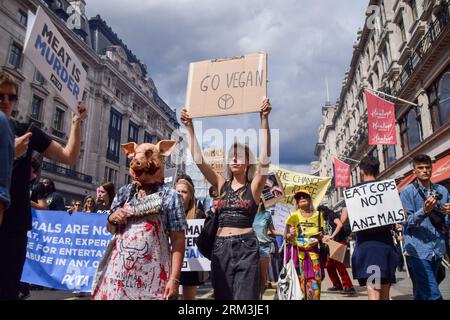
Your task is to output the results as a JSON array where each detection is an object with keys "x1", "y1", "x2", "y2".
[{"x1": 86, "y1": 0, "x2": 368, "y2": 174}]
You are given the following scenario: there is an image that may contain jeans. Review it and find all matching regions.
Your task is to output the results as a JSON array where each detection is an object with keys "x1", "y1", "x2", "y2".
[
  {"x1": 211, "y1": 231, "x2": 260, "y2": 300},
  {"x1": 406, "y1": 255, "x2": 443, "y2": 300}
]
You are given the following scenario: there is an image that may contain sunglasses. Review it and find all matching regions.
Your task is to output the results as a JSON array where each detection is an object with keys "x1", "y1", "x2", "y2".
[{"x1": 0, "y1": 93, "x2": 18, "y2": 103}]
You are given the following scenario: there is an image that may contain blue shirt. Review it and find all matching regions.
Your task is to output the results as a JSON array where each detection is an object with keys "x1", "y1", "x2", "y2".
[
  {"x1": 252, "y1": 210, "x2": 274, "y2": 243},
  {"x1": 111, "y1": 183, "x2": 187, "y2": 235},
  {"x1": 400, "y1": 182, "x2": 450, "y2": 261},
  {"x1": 0, "y1": 112, "x2": 14, "y2": 209}
]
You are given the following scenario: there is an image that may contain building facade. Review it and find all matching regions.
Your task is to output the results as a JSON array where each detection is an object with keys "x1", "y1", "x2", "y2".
[
  {"x1": 314, "y1": 0, "x2": 450, "y2": 209},
  {"x1": 1, "y1": 0, "x2": 183, "y2": 204}
]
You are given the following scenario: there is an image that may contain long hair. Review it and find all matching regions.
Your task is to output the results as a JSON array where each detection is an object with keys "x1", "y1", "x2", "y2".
[
  {"x1": 83, "y1": 195, "x2": 95, "y2": 212},
  {"x1": 224, "y1": 142, "x2": 257, "y2": 182},
  {"x1": 175, "y1": 179, "x2": 196, "y2": 219},
  {"x1": 100, "y1": 182, "x2": 116, "y2": 206}
]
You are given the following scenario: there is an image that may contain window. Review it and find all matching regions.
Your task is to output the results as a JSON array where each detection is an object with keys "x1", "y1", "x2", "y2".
[
  {"x1": 371, "y1": 147, "x2": 379, "y2": 161},
  {"x1": 383, "y1": 145, "x2": 396, "y2": 168},
  {"x1": 35, "y1": 71, "x2": 45, "y2": 84},
  {"x1": 399, "y1": 107, "x2": 423, "y2": 154},
  {"x1": 17, "y1": 9, "x2": 27, "y2": 26},
  {"x1": 104, "y1": 167, "x2": 118, "y2": 186},
  {"x1": 53, "y1": 108, "x2": 65, "y2": 131},
  {"x1": 428, "y1": 70, "x2": 450, "y2": 130},
  {"x1": 127, "y1": 121, "x2": 139, "y2": 166},
  {"x1": 410, "y1": 0, "x2": 418, "y2": 21},
  {"x1": 9, "y1": 43, "x2": 22, "y2": 68},
  {"x1": 107, "y1": 108, "x2": 122, "y2": 162},
  {"x1": 31, "y1": 95, "x2": 43, "y2": 120},
  {"x1": 382, "y1": 41, "x2": 392, "y2": 71},
  {"x1": 398, "y1": 17, "x2": 407, "y2": 43},
  {"x1": 144, "y1": 132, "x2": 156, "y2": 144}
]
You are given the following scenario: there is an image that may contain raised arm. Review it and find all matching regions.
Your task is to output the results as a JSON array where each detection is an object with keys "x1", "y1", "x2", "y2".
[
  {"x1": 180, "y1": 108, "x2": 225, "y2": 191},
  {"x1": 251, "y1": 98, "x2": 272, "y2": 201},
  {"x1": 42, "y1": 102, "x2": 87, "y2": 166}
]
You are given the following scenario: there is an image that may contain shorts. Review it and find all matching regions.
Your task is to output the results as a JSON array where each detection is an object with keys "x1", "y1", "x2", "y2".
[{"x1": 259, "y1": 242, "x2": 273, "y2": 258}]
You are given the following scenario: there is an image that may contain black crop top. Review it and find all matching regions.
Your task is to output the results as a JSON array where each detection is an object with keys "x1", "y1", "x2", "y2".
[{"x1": 217, "y1": 181, "x2": 258, "y2": 228}]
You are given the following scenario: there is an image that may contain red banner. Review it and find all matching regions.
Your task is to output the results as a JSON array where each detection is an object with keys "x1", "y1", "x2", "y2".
[
  {"x1": 334, "y1": 158, "x2": 351, "y2": 188},
  {"x1": 365, "y1": 90, "x2": 396, "y2": 145}
]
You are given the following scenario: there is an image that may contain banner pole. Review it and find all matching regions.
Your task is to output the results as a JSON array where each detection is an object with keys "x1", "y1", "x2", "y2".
[
  {"x1": 338, "y1": 156, "x2": 360, "y2": 164},
  {"x1": 366, "y1": 88, "x2": 419, "y2": 107},
  {"x1": 399, "y1": 239, "x2": 410, "y2": 278}
]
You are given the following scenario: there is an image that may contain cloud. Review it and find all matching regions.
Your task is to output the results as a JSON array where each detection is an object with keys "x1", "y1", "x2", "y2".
[{"x1": 85, "y1": 0, "x2": 367, "y2": 169}]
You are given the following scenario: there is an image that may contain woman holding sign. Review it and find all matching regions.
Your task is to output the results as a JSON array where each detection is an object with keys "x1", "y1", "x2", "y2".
[
  {"x1": 284, "y1": 189, "x2": 324, "y2": 300},
  {"x1": 180, "y1": 98, "x2": 271, "y2": 300}
]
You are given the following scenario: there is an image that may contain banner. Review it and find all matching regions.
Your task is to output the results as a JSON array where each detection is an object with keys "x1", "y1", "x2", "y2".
[
  {"x1": 185, "y1": 52, "x2": 267, "y2": 118},
  {"x1": 22, "y1": 210, "x2": 112, "y2": 292},
  {"x1": 343, "y1": 179, "x2": 406, "y2": 232},
  {"x1": 184, "y1": 219, "x2": 211, "y2": 271},
  {"x1": 262, "y1": 172, "x2": 285, "y2": 208},
  {"x1": 334, "y1": 158, "x2": 351, "y2": 188},
  {"x1": 365, "y1": 90, "x2": 396, "y2": 145},
  {"x1": 270, "y1": 165, "x2": 332, "y2": 209},
  {"x1": 272, "y1": 203, "x2": 294, "y2": 233},
  {"x1": 24, "y1": 6, "x2": 87, "y2": 111}
]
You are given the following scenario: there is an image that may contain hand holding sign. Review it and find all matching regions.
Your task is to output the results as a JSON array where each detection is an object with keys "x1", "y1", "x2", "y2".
[
  {"x1": 72, "y1": 101, "x2": 87, "y2": 125},
  {"x1": 180, "y1": 107, "x2": 193, "y2": 128},
  {"x1": 260, "y1": 98, "x2": 271, "y2": 118}
]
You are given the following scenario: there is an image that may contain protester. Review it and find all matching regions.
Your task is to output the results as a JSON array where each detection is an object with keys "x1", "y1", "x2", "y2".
[
  {"x1": 0, "y1": 71, "x2": 87, "y2": 300},
  {"x1": 180, "y1": 98, "x2": 272, "y2": 300},
  {"x1": 319, "y1": 205, "x2": 356, "y2": 295},
  {"x1": 92, "y1": 140, "x2": 186, "y2": 300},
  {"x1": 285, "y1": 189, "x2": 324, "y2": 300},
  {"x1": 253, "y1": 201, "x2": 283, "y2": 298},
  {"x1": 400, "y1": 154, "x2": 450, "y2": 300},
  {"x1": 67, "y1": 200, "x2": 82, "y2": 214},
  {"x1": 0, "y1": 108, "x2": 14, "y2": 226},
  {"x1": 341, "y1": 155, "x2": 398, "y2": 300},
  {"x1": 175, "y1": 177, "x2": 207, "y2": 300},
  {"x1": 94, "y1": 182, "x2": 115, "y2": 213},
  {"x1": 83, "y1": 195, "x2": 95, "y2": 213},
  {"x1": 29, "y1": 157, "x2": 47, "y2": 210},
  {"x1": 41, "y1": 178, "x2": 66, "y2": 211}
]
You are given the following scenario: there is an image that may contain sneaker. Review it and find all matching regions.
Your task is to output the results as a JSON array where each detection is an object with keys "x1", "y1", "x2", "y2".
[
  {"x1": 327, "y1": 286, "x2": 343, "y2": 291},
  {"x1": 342, "y1": 287, "x2": 357, "y2": 295}
]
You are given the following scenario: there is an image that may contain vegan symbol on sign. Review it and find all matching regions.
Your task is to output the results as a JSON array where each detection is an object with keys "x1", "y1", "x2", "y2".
[{"x1": 218, "y1": 94, "x2": 234, "y2": 110}]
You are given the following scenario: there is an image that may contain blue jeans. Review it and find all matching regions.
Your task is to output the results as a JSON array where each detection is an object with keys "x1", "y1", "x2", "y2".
[{"x1": 406, "y1": 255, "x2": 443, "y2": 300}]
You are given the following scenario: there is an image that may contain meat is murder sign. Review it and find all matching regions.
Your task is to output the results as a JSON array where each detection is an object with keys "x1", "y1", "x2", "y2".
[
  {"x1": 185, "y1": 53, "x2": 267, "y2": 118},
  {"x1": 343, "y1": 179, "x2": 405, "y2": 232}
]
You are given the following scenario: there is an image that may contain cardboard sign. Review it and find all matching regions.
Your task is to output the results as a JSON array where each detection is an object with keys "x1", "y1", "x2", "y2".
[
  {"x1": 325, "y1": 239, "x2": 347, "y2": 263},
  {"x1": 202, "y1": 147, "x2": 224, "y2": 175},
  {"x1": 185, "y1": 52, "x2": 267, "y2": 118},
  {"x1": 343, "y1": 179, "x2": 406, "y2": 232},
  {"x1": 184, "y1": 219, "x2": 211, "y2": 271},
  {"x1": 272, "y1": 203, "x2": 294, "y2": 233},
  {"x1": 262, "y1": 172, "x2": 285, "y2": 208},
  {"x1": 24, "y1": 6, "x2": 87, "y2": 111},
  {"x1": 270, "y1": 165, "x2": 332, "y2": 209}
]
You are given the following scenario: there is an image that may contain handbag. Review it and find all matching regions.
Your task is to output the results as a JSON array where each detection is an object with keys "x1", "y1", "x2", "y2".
[
  {"x1": 277, "y1": 243, "x2": 303, "y2": 300},
  {"x1": 196, "y1": 212, "x2": 219, "y2": 260}
]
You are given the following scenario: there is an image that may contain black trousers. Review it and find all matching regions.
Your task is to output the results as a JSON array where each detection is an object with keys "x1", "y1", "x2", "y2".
[
  {"x1": 211, "y1": 232, "x2": 260, "y2": 300},
  {"x1": 0, "y1": 230, "x2": 28, "y2": 300}
]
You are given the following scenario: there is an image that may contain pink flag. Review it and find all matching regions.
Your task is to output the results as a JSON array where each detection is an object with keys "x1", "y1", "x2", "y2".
[
  {"x1": 334, "y1": 158, "x2": 350, "y2": 188},
  {"x1": 365, "y1": 90, "x2": 396, "y2": 145}
]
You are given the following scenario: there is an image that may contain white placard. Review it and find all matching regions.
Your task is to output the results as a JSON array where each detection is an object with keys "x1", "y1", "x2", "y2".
[
  {"x1": 272, "y1": 203, "x2": 294, "y2": 233},
  {"x1": 343, "y1": 179, "x2": 405, "y2": 232},
  {"x1": 183, "y1": 219, "x2": 211, "y2": 271},
  {"x1": 24, "y1": 6, "x2": 87, "y2": 111}
]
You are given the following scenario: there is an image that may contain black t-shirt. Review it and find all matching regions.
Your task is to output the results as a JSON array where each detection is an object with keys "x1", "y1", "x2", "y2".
[
  {"x1": 327, "y1": 211, "x2": 348, "y2": 243},
  {"x1": 30, "y1": 182, "x2": 46, "y2": 203},
  {"x1": 1, "y1": 121, "x2": 52, "y2": 233},
  {"x1": 46, "y1": 192, "x2": 66, "y2": 211},
  {"x1": 93, "y1": 203, "x2": 112, "y2": 214}
]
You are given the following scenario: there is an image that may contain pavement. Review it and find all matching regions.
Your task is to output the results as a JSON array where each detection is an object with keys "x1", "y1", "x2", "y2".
[{"x1": 26, "y1": 267, "x2": 450, "y2": 300}]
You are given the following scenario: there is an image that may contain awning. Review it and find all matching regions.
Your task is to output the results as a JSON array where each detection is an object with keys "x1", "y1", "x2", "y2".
[{"x1": 396, "y1": 154, "x2": 450, "y2": 192}]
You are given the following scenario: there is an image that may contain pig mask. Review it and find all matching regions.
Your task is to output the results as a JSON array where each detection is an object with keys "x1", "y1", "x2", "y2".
[{"x1": 121, "y1": 140, "x2": 177, "y2": 185}]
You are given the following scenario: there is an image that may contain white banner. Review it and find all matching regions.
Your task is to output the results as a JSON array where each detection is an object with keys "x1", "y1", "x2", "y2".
[
  {"x1": 343, "y1": 179, "x2": 406, "y2": 232},
  {"x1": 272, "y1": 203, "x2": 294, "y2": 234},
  {"x1": 24, "y1": 6, "x2": 87, "y2": 111},
  {"x1": 183, "y1": 219, "x2": 211, "y2": 271}
]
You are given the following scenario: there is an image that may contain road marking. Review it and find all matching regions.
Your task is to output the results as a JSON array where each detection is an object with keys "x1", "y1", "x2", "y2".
[{"x1": 64, "y1": 297, "x2": 80, "y2": 300}]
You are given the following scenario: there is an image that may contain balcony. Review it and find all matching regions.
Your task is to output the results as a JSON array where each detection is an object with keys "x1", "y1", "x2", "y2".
[
  {"x1": 42, "y1": 161, "x2": 93, "y2": 184},
  {"x1": 51, "y1": 127, "x2": 66, "y2": 140}
]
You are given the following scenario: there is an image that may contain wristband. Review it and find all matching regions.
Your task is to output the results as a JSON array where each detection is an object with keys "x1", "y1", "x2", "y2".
[{"x1": 170, "y1": 278, "x2": 180, "y2": 284}]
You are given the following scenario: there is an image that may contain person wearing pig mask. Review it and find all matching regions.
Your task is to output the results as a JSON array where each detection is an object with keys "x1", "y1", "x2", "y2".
[{"x1": 92, "y1": 140, "x2": 186, "y2": 300}]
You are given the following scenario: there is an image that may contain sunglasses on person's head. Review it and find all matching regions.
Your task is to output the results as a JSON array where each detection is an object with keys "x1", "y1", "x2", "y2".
[{"x1": 0, "y1": 93, "x2": 18, "y2": 102}]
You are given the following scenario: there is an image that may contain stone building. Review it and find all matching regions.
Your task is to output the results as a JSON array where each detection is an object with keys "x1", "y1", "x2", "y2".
[
  {"x1": 1, "y1": 0, "x2": 183, "y2": 204},
  {"x1": 314, "y1": 0, "x2": 449, "y2": 209}
]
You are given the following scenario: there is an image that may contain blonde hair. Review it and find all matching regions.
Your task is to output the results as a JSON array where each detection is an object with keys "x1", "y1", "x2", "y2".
[
  {"x1": 175, "y1": 179, "x2": 196, "y2": 219},
  {"x1": 0, "y1": 71, "x2": 18, "y2": 91},
  {"x1": 224, "y1": 142, "x2": 257, "y2": 182}
]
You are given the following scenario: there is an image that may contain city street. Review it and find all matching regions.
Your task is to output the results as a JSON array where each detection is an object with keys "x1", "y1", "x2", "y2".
[{"x1": 27, "y1": 268, "x2": 450, "y2": 300}]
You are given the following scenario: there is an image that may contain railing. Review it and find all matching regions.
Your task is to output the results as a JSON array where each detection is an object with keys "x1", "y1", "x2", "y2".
[
  {"x1": 51, "y1": 128, "x2": 66, "y2": 139},
  {"x1": 391, "y1": 1, "x2": 449, "y2": 96},
  {"x1": 42, "y1": 161, "x2": 93, "y2": 184}
]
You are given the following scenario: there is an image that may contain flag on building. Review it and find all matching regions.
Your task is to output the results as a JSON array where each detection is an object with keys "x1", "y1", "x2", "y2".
[
  {"x1": 333, "y1": 158, "x2": 351, "y2": 188},
  {"x1": 365, "y1": 90, "x2": 396, "y2": 145}
]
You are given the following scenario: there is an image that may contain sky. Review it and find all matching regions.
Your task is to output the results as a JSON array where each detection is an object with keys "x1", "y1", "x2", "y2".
[{"x1": 85, "y1": 0, "x2": 368, "y2": 174}]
